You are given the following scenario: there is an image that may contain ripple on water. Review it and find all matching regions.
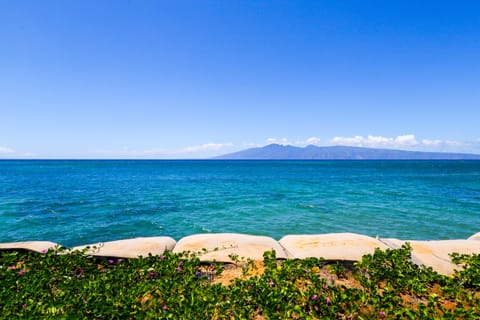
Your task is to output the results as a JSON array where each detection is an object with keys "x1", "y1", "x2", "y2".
[{"x1": 1, "y1": 160, "x2": 480, "y2": 244}]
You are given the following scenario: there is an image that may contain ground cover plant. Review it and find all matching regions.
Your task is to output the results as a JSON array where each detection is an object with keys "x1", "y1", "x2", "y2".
[{"x1": 1, "y1": 244, "x2": 479, "y2": 319}]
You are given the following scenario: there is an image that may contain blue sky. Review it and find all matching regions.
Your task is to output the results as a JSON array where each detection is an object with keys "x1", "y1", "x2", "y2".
[{"x1": 1, "y1": 1, "x2": 479, "y2": 158}]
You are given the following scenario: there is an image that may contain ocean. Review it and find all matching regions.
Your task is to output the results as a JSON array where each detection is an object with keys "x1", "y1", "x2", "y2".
[{"x1": 0, "y1": 160, "x2": 479, "y2": 247}]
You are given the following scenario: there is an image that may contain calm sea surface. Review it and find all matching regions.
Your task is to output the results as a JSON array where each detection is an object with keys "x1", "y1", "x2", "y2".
[{"x1": 0, "y1": 160, "x2": 479, "y2": 247}]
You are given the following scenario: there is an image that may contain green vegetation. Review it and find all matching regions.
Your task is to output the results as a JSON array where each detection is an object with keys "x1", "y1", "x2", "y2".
[{"x1": 1, "y1": 244, "x2": 479, "y2": 319}]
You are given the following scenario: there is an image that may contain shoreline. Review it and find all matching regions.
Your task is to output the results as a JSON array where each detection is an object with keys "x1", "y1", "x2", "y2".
[{"x1": 1, "y1": 231, "x2": 479, "y2": 276}]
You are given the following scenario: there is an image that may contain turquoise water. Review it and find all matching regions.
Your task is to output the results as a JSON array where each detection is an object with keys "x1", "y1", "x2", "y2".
[{"x1": 0, "y1": 160, "x2": 479, "y2": 247}]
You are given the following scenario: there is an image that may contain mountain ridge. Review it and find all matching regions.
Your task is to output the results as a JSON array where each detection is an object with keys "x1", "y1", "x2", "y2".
[{"x1": 214, "y1": 144, "x2": 480, "y2": 160}]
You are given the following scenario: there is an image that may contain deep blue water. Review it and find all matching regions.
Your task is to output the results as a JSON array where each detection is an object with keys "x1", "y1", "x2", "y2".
[{"x1": 0, "y1": 160, "x2": 479, "y2": 247}]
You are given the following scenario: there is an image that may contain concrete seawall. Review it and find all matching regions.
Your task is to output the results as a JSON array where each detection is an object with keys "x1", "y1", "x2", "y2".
[{"x1": 1, "y1": 232, "x2": 479, "y2": 276}]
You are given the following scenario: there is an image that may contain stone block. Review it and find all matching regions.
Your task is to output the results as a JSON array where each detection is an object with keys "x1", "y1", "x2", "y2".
[
  {"x1": 173, "y1": 233, "x2": 287, "y2": 262},
  {"x1": 72, "y1": 237, "x2": 176, "y2": 258},
  {"x1": 0, "y1": 241, "x2": 60, "y2": 253},
  {"x1": 279, "y1": 233, "x2": 388, "y2": 260}
]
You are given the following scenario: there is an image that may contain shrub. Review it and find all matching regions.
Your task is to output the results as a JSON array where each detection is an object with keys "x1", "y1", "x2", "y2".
[{"x1": 1, "y1": 246, "x2": 479, "y2": 319}]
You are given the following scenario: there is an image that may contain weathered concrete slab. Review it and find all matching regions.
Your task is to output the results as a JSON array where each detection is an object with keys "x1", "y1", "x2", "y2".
[
  {"x1": 173, "y1": 233, "x2": 287, "y2": 262},
  {"x1": 468, "y1": 232, "x2": 480, "y2": 241},
  {"x1": 0, "y1": 241, "x2": 60, "y2": 253},
  {"x1": 72, "y1": 237, "x2": 176, "y2": 258},
  {"x1": 378, "y1": 238, "x2": 405, "y2": 249},
  {"x1": 379, "y1": 238, "x2": 425, "y2": 267},
  {"x1": 279, "y1": 233, "x2": 388, "y2": 260},
  {"x1": 382, "y1": 238, "x2": 480, "y2": 275}
]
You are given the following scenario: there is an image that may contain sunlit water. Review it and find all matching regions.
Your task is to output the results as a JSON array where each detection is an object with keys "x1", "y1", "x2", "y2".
[{"x1": 1, "y1": 160, "x2": 479, "y2": 247}]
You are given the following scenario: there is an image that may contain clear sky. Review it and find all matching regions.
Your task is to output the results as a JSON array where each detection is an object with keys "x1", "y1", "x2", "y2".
[{"x1": 1, "y1": 1, "x2": 479, "y2": 158}]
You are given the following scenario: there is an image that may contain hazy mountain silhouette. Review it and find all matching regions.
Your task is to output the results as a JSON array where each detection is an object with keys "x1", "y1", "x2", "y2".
[{"x1": 214, "y1": 144, "x2": 480, "y2": 160}]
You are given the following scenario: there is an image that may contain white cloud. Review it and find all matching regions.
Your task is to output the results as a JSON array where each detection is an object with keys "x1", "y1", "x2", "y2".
[
  {"x1": 444, "y1": 140, "x2": 464, "y2": 146},
  {"x1": 266, "y1": 137, "x2": 291, "y2": 145},
  {"x1": 306, "y1": 137, "x2": 321, "y2": 145},
  {"x1": 265, "y1": 135, "x2": 421, "y2": 149},
  {"x1": 421, "y1": 139, "x2": 443, "y2": 146},
  {"x1": 328, "y1": 134, "x2": 479, "y2": 152},
  {"x1": 330, "y1": 134, "x2": 419, "y2": 149},
  {"x1": 0, "y1": 146, "x2": 14, "y2": 153},
  {"x1": 265, "y1": 137, "x2": 321, "y2": 146},
  {"x1": 422, "y1": 139, "x2": 465, "y2": 148},
  {"x1": 254, "y1": 135, "x2": 478, "y2": 154},
  {"x1": 394, "y1": 134, "x2": 419, "y2": 146},
  {"x1": 331, "y1": 135, "x2": 364, "y2": 146}
]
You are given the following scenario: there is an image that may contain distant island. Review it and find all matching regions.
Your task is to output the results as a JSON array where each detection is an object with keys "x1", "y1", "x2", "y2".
[{"x1": 214, "y1": 144, "x2": 480, "y2": 160}]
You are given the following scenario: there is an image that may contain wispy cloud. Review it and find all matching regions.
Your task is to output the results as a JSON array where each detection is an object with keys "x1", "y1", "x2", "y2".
[
  {"x1": 0, "y1": 146, "x2": 14, "y2": 153},
  {"x1": 421, "y1": 139, "x2": 443, "y2": 146},
  {"x1": 262, "y1": 135, "x2": 475, "y2": 153},
  {"x1": 329, "y1": 134, "x2": 473, "y2": 152},
  {"x1": 421, "y1": 139, "x2": 464, "y2": 147},
  {"x1": 265, "y1": 137, "x2": 321, "y2": 146},
  {"x1": 305, "y1": 137, "x2": 321, "y2": 145},
  {"x1": 103, "y1": 142, "x2": 236, "y2": 159},
  {"x1": 330, "y1": 134, "x2": 419, "y2": 148},
  {"x1": 182, "y1": 142, "x2": 234, "y2": 153},
  {"x1": 266, "y1": 137, "x2": 291, "y2": 145},
  {"x1": 0, "y1": 147, "x2": 37, "y2": 158}
]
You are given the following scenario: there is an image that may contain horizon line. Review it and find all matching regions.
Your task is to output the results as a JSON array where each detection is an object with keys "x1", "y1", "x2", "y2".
[{"x1": 2, "y1": 144, "x2": 480, "y2": 160}]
